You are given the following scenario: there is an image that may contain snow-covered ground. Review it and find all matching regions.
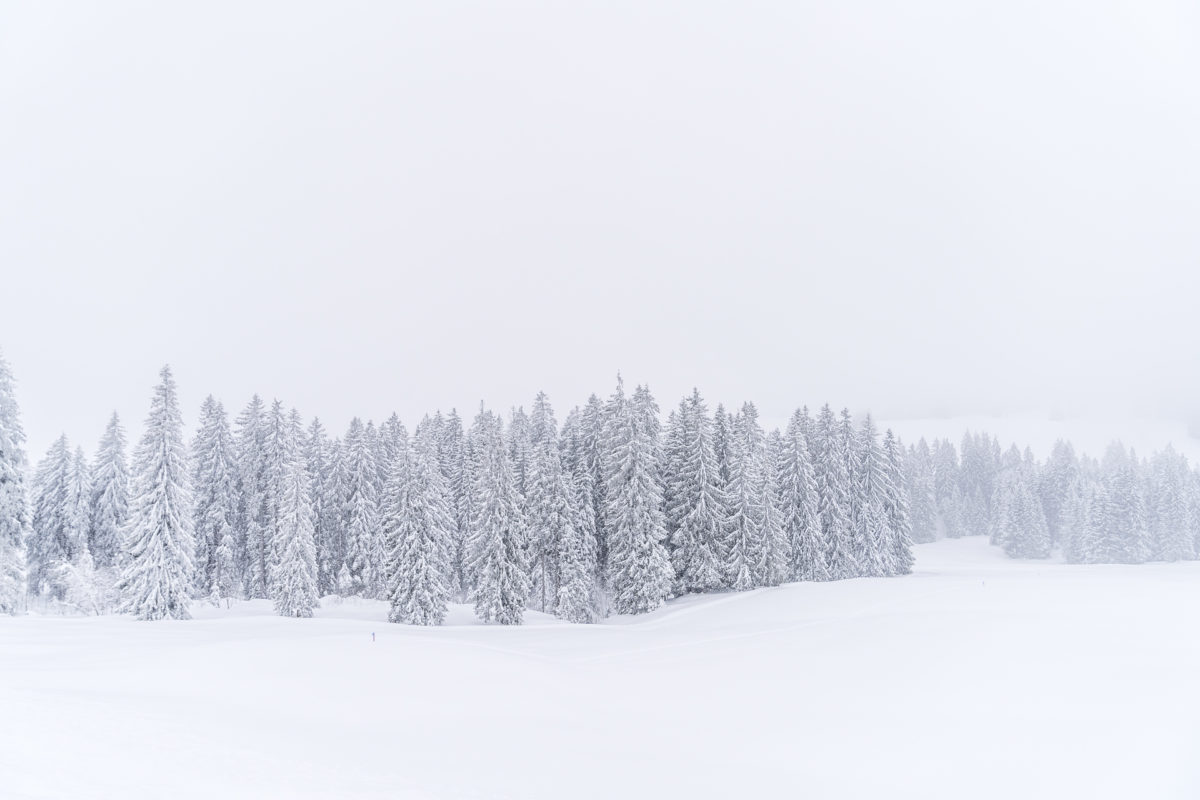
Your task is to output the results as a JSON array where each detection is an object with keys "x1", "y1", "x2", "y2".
[
  {"x1": 883, "y1": 413, "x2": 1200, "y2": 463},
  {"x1": 4, "y1": 539, "x2": 1200, "y2": 799}
]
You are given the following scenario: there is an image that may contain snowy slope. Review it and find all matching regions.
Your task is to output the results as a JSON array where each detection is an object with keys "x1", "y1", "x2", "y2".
[{"x1": 4, "y1": 539, "x2": 1200, "y2": 799}]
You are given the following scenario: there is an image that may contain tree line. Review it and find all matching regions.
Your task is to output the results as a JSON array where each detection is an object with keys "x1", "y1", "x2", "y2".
[{"x1": 1, "y1": 352, "x2": 1196, "y2": 623}]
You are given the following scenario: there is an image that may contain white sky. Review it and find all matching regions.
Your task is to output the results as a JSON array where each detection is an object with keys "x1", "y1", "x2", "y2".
[{"x1": 2, "y1": 1, "x2": 1198, "y2": 459}]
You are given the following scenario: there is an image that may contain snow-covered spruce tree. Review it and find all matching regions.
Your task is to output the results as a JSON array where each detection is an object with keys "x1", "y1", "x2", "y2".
[
  {"x1": 853, "y1": 415, "x2": 890, "y2": 577},
  {"x1": 1059, "y1": 476, "x2": 1094, "y2": 564},
  {"x1": 464, "y1": 407, "x2": 529, "y2": 624},
  {"x1": 778, "y1": 408, "x2": 827, "y2": 582},
  {"x1": 0, "y1": 350, "x2": 31, "y2": 614},
  {"x1": 524, "y1": 392, "x2": 575, "y2": 613},
  {"x1": 557, "y1": 470, "x2": 598, "y2": 623},
  {"x1": 318, "y1": 436, "x2": 349, "y2": 595},
  {"x1": 452, "y1": 426, "x2": 481, "y2": 600},
  {"x1": 1000, "y1": 477, "x2": 1051, "y2": 559},
  {"x1": 118, "y1": 366, "x2": 195, "y2": 620},
  {"x1": 1040, "y1": 440, "x2": 1079, "y2": 546},
  {"x1": 28, "y1": 435, "x2": 76, "y2": 598},
  {"x1": 713, "y1": 403, "x2": 733, "y2": 489},
  {"x1": 906, "y1": 439, "x2": 938, "y2": 544},
  {"x1": 988, "y1": 445, "x2": 1024, "y2": 548},
  {"x1": 343, "y1": 417, "x2": 383, "y2": 597},
  {"x1": 1103, "y1": 444, "x2": 1150, "y2": 564},
  {"x1": 666, "y1": 389, "x2": 728, "y2": 594},
  {"x1": 761, "y1": 429, "x2": 789, "y2": 586},
  {"x1": 259, "y1": 400, "x2": 291, "y2": 588},
  {"x1": 881, "y1": 429, "x2": 915, "y2": 575},
  {"x1": 507, "y1": 407, "x2": 533, "y2": 502},
  {"x1": 435, "y1": 409, "x2": 467, "y2": 596},
  {"x1": 234, "y1": 395, "x2": 269, "y2": 598},
  {"x1": 724, "y1": 402, "x2": 769, "y2": 590},
  {"x1": 302, "y1": 418, "x2": 331, "y2": 593},
  {"x1": 385, "y1": 426, "x2": 454, "y2": 626},
  {"x1": 271, "y1": 426, "x2": 320, "y2": 618},
  {"x1": 88, "y1": 412, "x2": 128, "y2": 569},
  {"x1": 932, "y1": 439, "x2": 963, "y2": 538},
  {"x1": 812, "y1": 405, "x2": 855, "y2": 579},
  {"x1": 191, "y1": 397, "x2": 239, "y2": 598},
  {"x1": 602, "y1": 380, "x2": 672, "y2": 614},
  {"x1": 1149, "y1": 447, "x2": 1194, "y2": 562},
  {"x1": 579, "y1": 394, "x2": 610, "y2": 582}
]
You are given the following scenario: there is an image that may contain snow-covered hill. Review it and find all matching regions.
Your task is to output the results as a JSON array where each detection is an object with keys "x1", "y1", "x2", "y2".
[{"x1": 4, "y1": 538, "x2": 1199, "y2": 799}]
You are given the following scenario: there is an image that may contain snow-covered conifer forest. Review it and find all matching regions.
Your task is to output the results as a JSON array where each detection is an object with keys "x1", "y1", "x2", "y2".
[
  {"x1": 5, "y1": 0, "x2": 1200, "y2": 795},
  {"x1": 8, "y1": 355, "x2": 1195, "y2": 623}
]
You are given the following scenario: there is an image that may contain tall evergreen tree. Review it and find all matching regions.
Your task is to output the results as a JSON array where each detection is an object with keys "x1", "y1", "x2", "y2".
[
  {"x1": 271, "y1": 416, "x2": 320, "y2": 618},
  {"x1": 906, "y1": 439, "x2": 938, "y2": 544},
  {"x1": 557, "y1": 471, "x2": 598, "y2": 622},
  {"x1": 881, "y1": 429, "x2": 915, "y2": 575},
  {"x1": 318, "y1": 437, "x2": 349, "y2": 595},
  {"x1": 28, "y1": 435, "x2": 76, "y2": 597},
  {"x1": 666, "y1": 390, "x2": 728, "y2": 593},
  {"x1": 119, "y1": 366, "x2": 195, "y2": 620},
  {"x1": 778, "y1": 408, "x2": 827, "y2": 582},
  {"x1": 385, "y1": 427, "x2": 455, "y2": 626},
  {"x1": 1149, "y1": 446, "x2": 1194, "y2": 562},
  {"x1": 760, "y1": 429, "x2": 789, "y2": 586},
  {"x1": 853, "y1": 415, "x2": 890, "y2": 577},
  {"x1": 725, "y1": 402, "x2": 769, "y2": 590},
  {"x1": 812, "y1": 405, "x2": 855, "y2": 579},
  {"x1": 234, "y1": 395, "x2": 269, "y2": 598},
  {"x1": 191, "y1": 397, "x2": 239, "y2": 597},
  {"x1": 0, "y1": 351, "x2": 30, "y2": 614},
  {"x1": 602, "y1": 379, "x2": 672, "y2": 614},
  {"x1": 88, "y1": 413, "x2": 129, "y2": 570},
  {"x1": 524, "y1": 392, "x2": 574, "y2": 612},
  {"x1": 344, "y1": 418, "x2": 383, "y2": 597},
  {"x1": 464, "y1": 408, "x2": 529, "y2": 624}
]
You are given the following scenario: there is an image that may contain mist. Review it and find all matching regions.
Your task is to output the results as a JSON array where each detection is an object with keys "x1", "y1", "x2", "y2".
[{"x1": 2, "y1": 1, "x2": 1197, "y2": 458}]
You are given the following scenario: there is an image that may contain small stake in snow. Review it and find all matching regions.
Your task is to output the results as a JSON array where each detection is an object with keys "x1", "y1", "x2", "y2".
[{"x1": 372, "y1": 632, "x2": 375, "y2": 642}]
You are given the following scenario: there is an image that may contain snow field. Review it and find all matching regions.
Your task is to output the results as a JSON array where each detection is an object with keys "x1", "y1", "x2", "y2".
[{"x1": 4, "y1": 537, "x2": 1200, "y2": 799}]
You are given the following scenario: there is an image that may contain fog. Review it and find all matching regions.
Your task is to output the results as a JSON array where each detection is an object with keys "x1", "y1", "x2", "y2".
[{"x1": 2, "y1": 1, "x2": 1197, "y2": 457}]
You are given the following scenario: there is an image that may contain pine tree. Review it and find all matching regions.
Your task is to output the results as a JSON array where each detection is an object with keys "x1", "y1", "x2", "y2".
[
  {"x1": 932, "y1": 440, "x2": 963, "y2": 538},
  {"x1": 28, "y1": 435, "x2": 75, "y2": 598},
  {"x1": 303, "y1": 418, "x2": 330, "y2": 594},
  {"x1": 724, "y1": 402, "x2": 768, "y2": 590},
  {"x1": 234, "y1": 395, "x2": 269, "y2": 598},
  {"x1": 579, "y1": 394, "x2": 609, "y2": 582},
  {"x1": 666, "y1": 390, "x2": 728, "y2": 593},
  {"x1": 385, "y1": 427, "x2": 454, "y2": 626},
  {"x1": 525, "y1": 392, "x2": 574, "y2": 612},
  {"x1": 88, "y1": 413, "x2": 128, "y2": 569},
  {"x1": 343, "y1": 418, "x2": 383, "y2": 597},
  {"x1": 190, "y1": 397, "x2": 239, "y2": 597},
  {"x1": 556, "y1": 471, "x2": 598, "y2": 623},
  {"x1": 853, "y1": 415, "x2": 890, "y2": 577},
  {"x1": 464, "y1": 407, "x2": 529, "y2": 624},
  {"x1": 760, "y1": 429, "x2": 789, "y2": 586},
  {"x1": 1149, "y1": 447, "x2": 1194, "y2": 562},
  {"x1": 880, "y1": 429, "x2": 915, "y2": 575},
  {"x1": 602, "y1": 379, "x2": 672, "y2": 614},
  {"x1": 778, "y1": 408, "x2": 827, "y2": 582},
  {"x1": 1040, "y1": 440, "x2": 1079, "y2": 545},
  {"x1": 259, "y1": 400, "x2": 291, "y2": 589},
  {"x1": 271, "y1": 421, "x2": 320, "y2": 618},
  {"x1": 118, "y1": 366, "x2": 195, "y2": 620},
  {"x1": 0, "y1": 351, "x2": 30, "y2": 614},
  {"x1": 318, "y1": 437, "x2": 349, "y2": 595},
  {"x1": 906, "y1": 439, "x2": 938, "y2": 544},
  {"x1": 812, "y1": 405, "x2": 855, "y2": 579},
  {"x1": 1000, "y1": 474, "x2": 1051, "y2": 559}
]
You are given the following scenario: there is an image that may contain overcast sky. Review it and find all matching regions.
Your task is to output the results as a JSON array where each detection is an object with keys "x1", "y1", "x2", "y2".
[{"x1": 2, "y1": 1, "x2": 1198, "y2": 458}]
